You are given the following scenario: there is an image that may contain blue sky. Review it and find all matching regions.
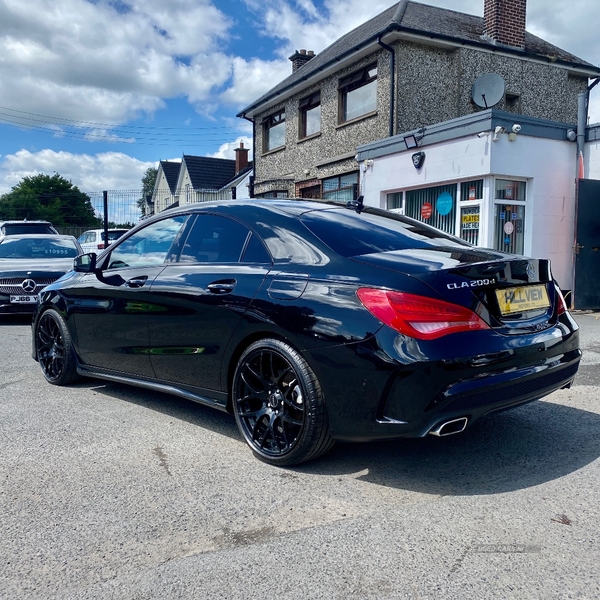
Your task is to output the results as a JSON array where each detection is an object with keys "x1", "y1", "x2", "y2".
[{"x1": 1, "y1": 0, "x2": 599, "y2": 196}]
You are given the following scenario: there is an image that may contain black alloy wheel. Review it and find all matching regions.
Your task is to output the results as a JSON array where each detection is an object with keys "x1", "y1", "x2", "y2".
[
  {"x1": 36, "y1": 309, "x2": 80, "y2": 386},
  {"x1": 233, "y1": 338, "x2": 333, "y2": 466}
]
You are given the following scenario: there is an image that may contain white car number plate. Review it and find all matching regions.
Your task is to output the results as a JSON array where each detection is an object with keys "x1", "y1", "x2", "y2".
[{"x1": 10, "y1": 295, "x2": 38, "y2": 304}]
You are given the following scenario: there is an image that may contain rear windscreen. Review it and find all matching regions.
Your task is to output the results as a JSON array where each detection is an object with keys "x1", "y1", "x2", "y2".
[{"x1": 300, "y1": 209, "x2": 472, "y2": 257}]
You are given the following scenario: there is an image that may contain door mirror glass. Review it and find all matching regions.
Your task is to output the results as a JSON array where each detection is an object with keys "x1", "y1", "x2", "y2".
[{"x1": 74, "y1": 253, "x2": 97, "y2": 273}]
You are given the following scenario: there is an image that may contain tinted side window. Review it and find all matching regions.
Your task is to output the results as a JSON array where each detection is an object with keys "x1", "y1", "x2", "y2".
[
  {"x1": 179, "y1": 214, "x2": 250, "y2": 263},
  {"x1": 241, "y1": 233, "x2": 271, "y2": 263},
  {"x1": 107, "y1": 215, "x2": 188, "y2": 269}
]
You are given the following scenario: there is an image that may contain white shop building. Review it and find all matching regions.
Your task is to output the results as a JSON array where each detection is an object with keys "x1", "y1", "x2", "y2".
[{"x1": 357, "y1": 108, "x2": 600, "y2": 302}]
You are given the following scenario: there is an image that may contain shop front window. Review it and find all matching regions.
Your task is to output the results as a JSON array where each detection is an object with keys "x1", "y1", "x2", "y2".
[
  {"x1": 459, "y1": 179, "x2": 483, "y2": 245},
  {"x1": 460, "y1": 206, "x2": 480, "y2": 245},
  {"x1": 405, "y1": 184, "x2": 456, "y2": 234},
  {"x1": 386, "y1": 192, "x2": 403, "y2": 211},
  {"x1": 493, "y1": 179, "x2": 526, "y2": 254}
]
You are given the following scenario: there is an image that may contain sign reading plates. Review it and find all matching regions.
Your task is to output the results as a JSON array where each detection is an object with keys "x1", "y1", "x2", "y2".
[
  {"x1": 421, "y1": 202, "x2": 433, "y2": 219},
  {"x1": 461, "y1": 208, "x2": 480, "y2": 230}
]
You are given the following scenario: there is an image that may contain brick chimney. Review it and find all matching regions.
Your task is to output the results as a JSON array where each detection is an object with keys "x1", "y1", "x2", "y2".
[
  {"x1": 289, "y1": 49, "x2": 315, "y2": 73},
  {"x1": 484, "y1": 0, "x2": 527, "y2": 49},
  {"x1": 234, "y1": 142, "x2": 249, "y2": 174}
]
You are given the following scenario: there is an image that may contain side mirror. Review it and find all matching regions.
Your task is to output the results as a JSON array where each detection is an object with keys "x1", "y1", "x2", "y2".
[{"x1": 74, "y1": 252, "x2": 97, "y2": 273}]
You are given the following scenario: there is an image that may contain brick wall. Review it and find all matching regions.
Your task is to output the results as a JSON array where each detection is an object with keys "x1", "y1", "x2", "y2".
[{"x1": 484, "y1": 0, "x2": 527, "y2": 49}]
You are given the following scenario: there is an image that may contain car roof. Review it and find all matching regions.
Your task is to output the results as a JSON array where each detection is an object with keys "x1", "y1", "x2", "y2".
[
  {"x1": 151, "y1": 198, "x2": 346, "y2": 221},
  {"x1": 0, "y1": 233, "x2": 78, "y2": 242},
  {"x1": 0, "y1": 219, "x2": 55, "y2": 224}
]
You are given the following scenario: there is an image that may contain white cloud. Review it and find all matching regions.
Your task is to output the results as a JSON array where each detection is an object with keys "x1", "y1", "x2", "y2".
[
  {"x1": 220, "y1": 56, "x2": 292, "y2": 107},
  {"x1": 207, "y1": 136, "x2": 253, "y2": 160},
  {"x1": 0, "y1": 149, "x2": 156, "y2": 195},
  {"x1": 0, "y1": 0, "x2": 233, "y2": 125},
  {"x1": 242, "y1": 0, "x2": 398, "y2": 58}
]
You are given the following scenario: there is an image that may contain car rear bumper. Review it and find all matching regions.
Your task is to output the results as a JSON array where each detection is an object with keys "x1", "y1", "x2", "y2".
[
  {"x1": 380, "y1": 349, "x2": 580, "y2": 439},
  {"x1": 306, "y1": 320, "x2": 581, "y2": 442}
]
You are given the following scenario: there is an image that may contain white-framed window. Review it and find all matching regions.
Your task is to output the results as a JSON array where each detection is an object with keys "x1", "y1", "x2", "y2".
[
  {"x1": 492, "y1": 179, "x2": 526, "y2": 255},
  {"x1": 459, "y1": 180, "x2": 484, "y2": 245}
]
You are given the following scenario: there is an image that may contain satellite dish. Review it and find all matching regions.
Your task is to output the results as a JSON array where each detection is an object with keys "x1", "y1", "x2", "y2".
[{"x1": 471, "y1": 73, "x2": 505, "y2": 109}]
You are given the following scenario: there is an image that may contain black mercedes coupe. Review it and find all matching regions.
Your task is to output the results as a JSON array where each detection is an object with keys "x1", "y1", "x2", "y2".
[{"x1": 31, "y1": 199, "x2": 581, "y2": 465}]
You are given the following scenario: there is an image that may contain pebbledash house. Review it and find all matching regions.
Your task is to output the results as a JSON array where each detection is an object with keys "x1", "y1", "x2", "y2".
[{"x1": 238, "y1": 0, "x2": 600, "y2": 308}]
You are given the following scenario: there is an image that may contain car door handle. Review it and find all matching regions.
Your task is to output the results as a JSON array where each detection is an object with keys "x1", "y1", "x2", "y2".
[
  {"x1": 125, "y1": 276, "x2": 148, "y2": 288},
  {"x1": 207, "y1": 279, "x2": 236, "y2": 294}
]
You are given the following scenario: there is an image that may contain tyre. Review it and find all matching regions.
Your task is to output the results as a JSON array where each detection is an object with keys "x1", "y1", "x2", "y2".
[
  {"x1": 232, "y1": 338, "x2": 334, "y2": 466},
  {"x1": 36, "y1": 309, "x2": 80, "y2": 386}
]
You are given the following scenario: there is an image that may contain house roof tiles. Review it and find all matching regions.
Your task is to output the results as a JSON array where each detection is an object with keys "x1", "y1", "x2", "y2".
[
  {"x1": 182, "y1": 155, "x2": 236, "y2": 190},
  {"x1": 159, "y1": 160, "x2": 181, "y2": 194}
]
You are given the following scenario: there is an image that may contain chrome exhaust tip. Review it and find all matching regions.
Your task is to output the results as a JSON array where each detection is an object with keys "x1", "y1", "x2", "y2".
[{"x1": 429, "y1": 417, "x2": 468, "y2": 437}]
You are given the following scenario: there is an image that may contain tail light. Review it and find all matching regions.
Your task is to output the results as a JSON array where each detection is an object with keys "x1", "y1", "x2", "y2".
[
  {"x1": 555, "y1": 286, "x2": 567, "y2": 315},
  {"x1": 97, "y1": 243, "x2": 105, "y2": 249},
  {"x1": 357, "y1": 288, "x2": 490, "y2": 340}
]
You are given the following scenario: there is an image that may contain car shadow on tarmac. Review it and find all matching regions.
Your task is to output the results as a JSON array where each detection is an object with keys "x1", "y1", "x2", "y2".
[
  {"x1": 306, "y1": 400, "x2": 600, "y2": 495},
  {"x1": 76, "y1": 379, "x2": 600, "y2": 497}
]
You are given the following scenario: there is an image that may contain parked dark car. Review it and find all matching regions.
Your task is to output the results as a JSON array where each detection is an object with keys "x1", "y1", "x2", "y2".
[
  {"x1": 31, "y1": 199, "x2": 580, "y2": 465},
  {"x1": 0, "y1": 220, "x2": 58, "y2": 239},
  {"x1": 0, "y1": 234, "x2": 81, "y2": 314}
]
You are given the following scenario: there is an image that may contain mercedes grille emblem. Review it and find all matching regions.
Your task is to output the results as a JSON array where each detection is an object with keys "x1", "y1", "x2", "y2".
[{"x1": 21, "y1": 279, "x2": 37, "y2": 293}]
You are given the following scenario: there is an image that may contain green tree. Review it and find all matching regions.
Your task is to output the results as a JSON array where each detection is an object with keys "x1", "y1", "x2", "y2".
[
  {"x1": 138, "y1": 166, "x2": 158, "y2": 215},
  {"x1": 0, "y1": 173, "x2": 100, "y2": 228}
]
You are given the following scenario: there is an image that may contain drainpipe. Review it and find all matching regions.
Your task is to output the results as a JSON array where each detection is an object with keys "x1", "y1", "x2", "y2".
[
  {"x1": 576, "y1": 92, "x2": 587, "y2": 164},
  {"x1": 576, "y1": 78, "x2": 600, "y2": 175},
  {"x1": 378, "y1": 37, "x2": 395, "y2": 138},
  {"x1": 243, "y1": 115, "x2": 255, "y2": 197}
]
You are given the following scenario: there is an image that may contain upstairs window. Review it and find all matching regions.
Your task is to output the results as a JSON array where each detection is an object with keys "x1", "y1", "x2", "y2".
[
  {"x1": 339, "y1": 64, "x2": 377, "y2": 123},
  {"x1": 299, "y1": 91, "x2": 321, "y2": 138},
  {"x1": 263, "y1": 111, "x2": 285, "y2": 152}
]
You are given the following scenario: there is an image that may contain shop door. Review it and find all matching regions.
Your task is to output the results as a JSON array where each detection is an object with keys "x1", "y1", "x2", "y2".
[{"x1": 574, "y1": 179, "x2": 600, "y2": 309}]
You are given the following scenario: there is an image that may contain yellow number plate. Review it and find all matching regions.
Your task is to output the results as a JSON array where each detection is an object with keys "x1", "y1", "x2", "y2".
[{"x1": 495, "y1": 285, "x2": 550, "y2": 315}]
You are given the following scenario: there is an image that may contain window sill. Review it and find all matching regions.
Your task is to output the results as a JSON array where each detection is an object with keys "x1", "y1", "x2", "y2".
[
  {"x1": 261, "y1": 145, "x2": 286, "y2": 157},
  {"x1": 336, "y1": 111, "x2": 378, "y2": 129},
  {"x1": 297, "y1": 132, "x2": 321, "y2": 144}
]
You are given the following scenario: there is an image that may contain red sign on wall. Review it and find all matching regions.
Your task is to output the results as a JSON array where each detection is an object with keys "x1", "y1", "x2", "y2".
[{"x1": 421, "y1": 202, "x2": 433, "y2": 220}]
